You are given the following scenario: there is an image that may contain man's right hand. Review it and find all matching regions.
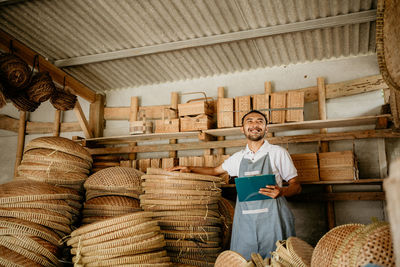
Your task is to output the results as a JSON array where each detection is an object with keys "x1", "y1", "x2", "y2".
[{"x1": 167, "y1": 166, "x2": 191, "y2": 173}]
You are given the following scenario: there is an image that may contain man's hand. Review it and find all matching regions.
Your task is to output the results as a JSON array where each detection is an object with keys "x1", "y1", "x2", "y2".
[
  {"x1": 259, "y1": 185, "x2": 282, "y2": 199},
  {"x1": 167, "y1": 166, "x2": 191, "y2": 173}
]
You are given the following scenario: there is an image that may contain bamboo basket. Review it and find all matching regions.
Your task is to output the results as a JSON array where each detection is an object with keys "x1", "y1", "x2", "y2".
[
  {"x1": 10, "y1": 93, "x2": 40, "y2": 112},
  {"x1": 26, "y1": 71, "x2": 55, "y2": 103},
  {"x1": 0, "y1": 53, "x2": 31, "y2": 89},
  {"x1": 50, "y1": 88, "x2": 77, "y2": 111},
  {"x1": 215, "y1": 251, "x2": 247, "y2": 267}
]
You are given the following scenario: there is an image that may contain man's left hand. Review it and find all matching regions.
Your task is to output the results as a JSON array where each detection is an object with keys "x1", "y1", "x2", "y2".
[{"x1": 259, "y1": 185, "x2": 282, "y2": 199}]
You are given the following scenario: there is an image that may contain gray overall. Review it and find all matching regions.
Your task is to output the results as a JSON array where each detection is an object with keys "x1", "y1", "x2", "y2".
[{"x1": 230, "y1": 153, "x2": 295, "y2": 260}]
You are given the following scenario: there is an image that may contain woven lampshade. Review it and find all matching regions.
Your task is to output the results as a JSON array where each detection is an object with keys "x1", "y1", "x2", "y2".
[
  {"x1": 26, "y1": 71, "x2": 55, "y2": 103},
  {"x1": 50, "y1": 89, "x2": 77, "y2": 111},
  {"x1": 0, "y1": 53, "x2": 31, "y2": 89}
]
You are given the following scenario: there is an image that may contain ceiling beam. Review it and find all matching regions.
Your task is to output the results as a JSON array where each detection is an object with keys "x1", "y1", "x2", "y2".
[
  {"x1": 0, "y1": 29, "x2": 97, "y2": 103},
  {"x1": 54, "y1": 10, "x2": 376, "y2": 68}
]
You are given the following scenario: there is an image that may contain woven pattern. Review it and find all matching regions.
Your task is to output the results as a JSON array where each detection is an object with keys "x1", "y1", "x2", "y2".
[
  {"x1": 10, "y1": 93, "x2": 40, "y2": 112},
  {"x1": 50, "y1": 88, "x2": 77, "y2": 110},
  {"x1": 0, "y1": 53, "x2": 30, "y2": 89},
  {"x1": 218, "y1": 197, "x2": 234, "y2": 251},
  {"x1": 0, "y1": 82, "x2": 6, "y2": 108},
  {"x1": 214, "y1": 250, "x2": 247, "y2": 267},
  {"x1": 26, "y1": 72, "x2": 55, "y2": 103},
  {"x1": 68, "y1": 212, "x2": 172, "y2": 266},
  {"x1": 141, "y1": 168, "x2": 223, "y2": 267}
]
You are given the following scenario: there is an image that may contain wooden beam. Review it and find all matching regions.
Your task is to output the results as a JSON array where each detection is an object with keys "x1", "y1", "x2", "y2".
[
  {"x1": 0, "y1": 29, "x2": 96, "y2": 103},
  {"x1": 169, "y1": 92, "x2": 179, "y2": 158},
  {"x1": 86, "y1": 129, "x2": 400, "y2": 155},
  {"x1": 377, "y1": 138, "x2": 387, "y2": 178},
  {"x1": 128, "y1": 96, "x2": 138, "y2": 161},
  {"x1": 73, "y1": 101, "x2": 93, "y2": 138},
  {"x1": 217, "y1": 86, "x2": 225, "y2": 155},
  {"x1": 288, "y1": 192, "x2": 385, "y2": 202},
  {"x1": 54, "y1": 10, "x2": 376, "y2": 67},
  {"x1": 0, "y1": 114, "x2": 81, "y2": 134},
  {"x1": 89, "y1": 94, "x2": 105, "y2": 137},
  {"x1": 14, "y1": 111, "x2": 26, "y2": 178},
  {"x1": 53, "y1": 109, "x2": 61, "y2": 137}
]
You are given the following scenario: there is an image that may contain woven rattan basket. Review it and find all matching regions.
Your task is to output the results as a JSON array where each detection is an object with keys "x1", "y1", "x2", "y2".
[
  {"x1": 0, "y1": 245, "x2": 44, "y2": 267},
  {"x1": 23, "y1": 148, "x2": 92, "y2": 169},
  {"x1": 50, "y1": 89, "x2": 77, "y2": 111},
  {"x1": 25, "y1": 136, "x2": 92, "y2": 164},
  {"x1": 215, "y1": 250, "x2": 247, "y2": 267},
  {"x1": 20, "y1": 159, "x2": 90, "y2": 174},
  {"x1": 26, "y1": 71, "x2": 55, "y2": 103},
  {"x1": 146, "y1": 168, "x2": 223, "y2": 182},
  {"x1": 218, "y1": 197, "x2": 234, "y2": 250},
  {"x1": 84, "y1": 251, "x2": 168, "y2": 267},
  {"x1": 84, "y1": 196, "x2": 141, "y2": 210},
  {"x1": 0, "y1": 82, "x2": 6, "y2": 108},
  {"x1": 285, "y1": 237, "x2": 314, "y2": 267},
  {"x1": 171, "y1": 257, "x2": 214, "y2": 267},
  {"x1": 311, "y1": 224, "x2": 363, "y2": 267},
  {"x1": 141, "y1": 203, "x2": 219, "y2": 212},
  {"x1": 0, "y1": 53, "x2": 31, "y2": 89},
  {"x1": 10, "y1": 93, "x2": 40, "y2": 112},
  {"x1": 84, "y1": 167, "x2": 143, "y2": 191}
]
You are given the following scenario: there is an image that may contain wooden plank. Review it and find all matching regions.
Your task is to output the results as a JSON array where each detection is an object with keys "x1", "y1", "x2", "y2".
[
  {"x1": 89, "y1": 94, "x2": 105, "y2": 137},
  {"x1": 217, "y1": 98, "x2": 234, "y2": 128},
  {"x1": 0, "y1": 29, "x2": 96, "y2": 103},
  {"x1": 104, "y1": 107, "x2": 129, "y2": 120},
  {"x1": 217, "y1": 87, "x2": 226, "y2": 155},
  {"x1": 377, "y1": 138, "x2": 387, "y2": 178},
  {"x1": 286, "y1": 91, "x2": 304, "y2": 122},
  {"x1": 222, "y1": 178, "x2": 384, "y2": 186},
  {"x1": 169, "y1": 92, "x2": 179, "y2": 158},
  {"x1": 270, "y1": 93, "x2": 286, "y2": 124},
  {"x1": 234, "y1": 96, "x2": 251, "y2": 127},
  {"x1": 14, "y1": 111, "x2": 26, "y2": 178},
  {"x1": 288, "y1": 192, "x2": 385, "y2": 202},
  {"x1": 86, "y1": 129, "x2": 400, "y2": 155},
  {"x1": 53, "y1": 110, "x2": 61, "y2": 137},
  {"x1": 390, "y1": 87, "x2": 400, "y2": 128},
  {"x1": 73, "y1": 100, "x2": 93, "y2": 138}
]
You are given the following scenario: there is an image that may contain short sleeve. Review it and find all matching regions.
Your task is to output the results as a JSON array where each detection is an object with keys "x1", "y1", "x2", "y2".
[
  {"x1": 221, "y1": 151, "x2": 243, "y2": 177},
  {"x1": 274, "y1": 148, "x2": 297, "y2": 182}
]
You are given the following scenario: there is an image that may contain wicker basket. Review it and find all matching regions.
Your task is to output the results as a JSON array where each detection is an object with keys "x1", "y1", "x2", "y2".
[
  {"x1": 218, "y1": 197, "x2": 235, "y2": 251},
  {"x1": 0, "y1": 53, "x2": 31, "y2": 89},
  {"x1": 146, "y1": 168, "x2": 223, "y2": 182},
  {"x1": 10, "y1": 92, "x2": 40, "y2": 112},
  {"x1": 0, "y1": 81, "x2": 6, "y2": 108},
  {"x1": 50, "y1": 89, "x2": 77, "y2": 111},
  {"x1": 26, "y1": 72, "x2": 55, "y2": 103},
  {"x1": 215, "y1": 250, "x2": 247, "y2": 267},
  {"x1": 84, "y1": 196, "x2": 141, "y2": 210},
  {"x1": 84, "y1": 167, "x2": 143, "y2": 191},
  {"x1": 23, "y1": 148, "x2": 92, "y2": 169},
  {"x1": 0, "y1": 245, "x2": 46, "y2": 267}
]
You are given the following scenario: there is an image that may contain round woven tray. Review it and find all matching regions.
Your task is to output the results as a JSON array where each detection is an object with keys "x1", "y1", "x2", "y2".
[
  {"x1": 161, "y1": 225, "x2": 221, "y2": 233},
  {"x1": 84, "y1": 167, "x2": 143, "y2": 190},
  {"x1": 84, "y1": 195, "x2": 141, "y2": 210},
  {"x1": 82, "y1": 209, "x2": 136, "y2": 217},
  {"x1": 153, "y1": 210, "x2": 220, "y2": 218},
  {"x1": 0, "y1": 53, "x2": 31, "y2": 89},
  {"x1": 10, "y1": 93, "x2": 40, "y2": 112},
  {"x1": 311, "y1": 223, "x2": 363, "y2": 267},
  {"x1": 24, "y1": 136, "x2": 92, "y2": 164},
  {"x1": 165, "y1": 239, "x2": 220, "y2": 249},
  {"x1": 143, "y1": 188, "x2": 221, "y2": 197},
  {"x1": 0, "y1": 206, "x2": 71, "y2": 224},
  {"x1": 50, "y1": 89, "x2": 77, "y2": 111},
  {"x1": 26, "y1": 71, "x2": 56, "y2": 103},
  {"x1": 286, "y1": 237, "x2": 314, "y2": 267},
  {"x1": 161, "y1": 230, "x2": 220, "y2": 241},
  {"x1": 142, "y1": 180, "x2": 221, "y2": 190},
  {"x1": 85, "y1": 190, "x2": 141, "y2": 201},
  {"x1": 140, "y1": 198, "x2": 219, "y2": 206},
  {"x1": 1, "y1": 198, "x2": 79, "y2": 215},
  {"x1": 214, "y1": 250, "x2": 247, "y2": 267},
  {"x1": 167, "y1": 251, "x2": 217, "y2": 262},
  {"x1": 20, "y1": 159, "x2": 90, "y2": 174},
  {"x1": 171, "y1": 257, "x2": 214, "y2": 267},
  {"x1": 144, "y1": 170, "x2": 223, "y2": 182},
  {"x1": 17, "y1": 168, "x2": 88, "y2": 181},
  {"x1": 218, "y1": 197, "x2": 234, "y2": 250},
  {"x1": 141, "y1": 203, "x2": 219, "y2": 212},
  {"x1": 23, "y1": 148, "x2": 92, "y2": 169},
  {"x1": 81, "y1": 216, "x2": 112, "y2": 225},
  {"x1": 0, "y1": 245, "x2": 43, "y2": 267},
  {"x1": 140, "y1": 194, "x2": 220, "y2": 201},
  {"x1": 84, "y1": 251, "x2": 168, "y2": 267}
]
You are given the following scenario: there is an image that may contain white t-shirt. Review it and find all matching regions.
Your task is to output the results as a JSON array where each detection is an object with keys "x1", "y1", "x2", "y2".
[{"x1": 221, "y1": 141, "x2": 297, "y2": 187}]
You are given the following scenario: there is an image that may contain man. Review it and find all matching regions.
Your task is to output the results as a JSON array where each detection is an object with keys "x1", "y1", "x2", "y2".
[{"x1": 170, "y1": 110, "x2": 301, "y2": 259}]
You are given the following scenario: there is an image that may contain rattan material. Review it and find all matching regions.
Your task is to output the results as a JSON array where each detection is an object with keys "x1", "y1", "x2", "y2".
[
  {"x1": 82, "y1": 209, "x2": 136, "y2": 217},
  {"x1": 165, "y1": 239, "x2": 220, "y2": 249},
  {"x1": 20, "y1": 159, "x2": 90, "y2": 174},
  {"x1": 84, "y1": 167, "x2": 143, "y2": 190},
  {"x1": 161, "y1": 225, "x2": 221, "y2": 233},
  {"x1": 0, "y1": 82, "x2": 6, "y2": 109},
  {"x1": 161, "y1": 230, "x2": 220, "y2": 241},
  {"x1": 140, "y1": 194, "x2": 220, "y2": 201},
  {"x1": 1, "y1": 198, "x2": 79, "y2": 215},
  {"x1": 84, "y1": 196, "x2": 141, "y2": 210},
  {"x1": 50, "y1": 89, "x2": 77, "y2": 111},
  {"x1": 214, "y1": 250, "x2": 247, "y2": 267},
  {"x1": 153, "y1": 210, "x2": 220, "y2": 218},
  {"x1": 286, "y1": 237, "x2": 314, "y2": 267},
  {"x1": 85, "y1": 190, "x2": 141, "y2": 201},
  {"x1": 81, "y1": 216, "x2": 112, "y2": 225},
  {"x1": 0, "y1": 53, "x2": 30, "y2": 89},
  {"x1": 24, "y1": 136, "x2": 92, "y2": 163},
  {"x1": 143, "y1": 188, "x2": 221, "y2": 197},
  {"x1": 167, "y1": 251, "x2": 217, "y2": 262},
  {"x1": 23, "y1": 148, "x2": 92, "y2": 169},
  {"x1": 17, "y1": 168, "x2": 88, "y2": 181},
  {"x1": 26, "y1": 71, "x2": 55, "y2": 103},
  {"x1": 84, "y1": 251, "x2": 168, "y2": 267},
  {"x1": 171, "y1": 257, "x2": 214, "y2": 267},
  {"x1": 0, "y1": 245, "x2": 43, "y2": 267},
  {"x1": 141, "y1": 203, "x2": 219, "y2": 211},
  {"x1": 144, "y1": 169, "x2": 223, "y2": 182},
  {"x1": 140, "y1": 198, "x2": 219, "y2": 206},
  {"x1": 142, "y1": 180, "x2": 221, "y2": 190},
  {"x1": 10, "y1": 93, "x2": 40, "y2": 112},
  {"x1": 311, "y1": 223, "x2": 363, "y2": 267}
]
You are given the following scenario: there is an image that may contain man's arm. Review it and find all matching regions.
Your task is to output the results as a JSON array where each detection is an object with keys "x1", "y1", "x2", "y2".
[
  {"x1": 258, "y1": 177, "x2": 302, "y2": 199},
  {"x1": 168, "y1": 165, "x2": 226, "y2": 176}
]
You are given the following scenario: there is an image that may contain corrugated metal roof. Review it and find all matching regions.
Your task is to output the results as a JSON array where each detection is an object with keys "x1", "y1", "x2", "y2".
[{"x1": 0, "y1": 0, "x2": 377, "y2": 92}]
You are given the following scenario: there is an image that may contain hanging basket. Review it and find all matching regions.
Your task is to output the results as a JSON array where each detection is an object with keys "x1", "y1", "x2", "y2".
[
  {"x1": 26, "y1": 72, "x2": 56, "y2": 103},
  {"x1": 0, "y1": 53, "x2": 30, "y2": 90},
  {"x1": 0, "y1": 81, "x2": 6, "y2": 109},
  {"x1": 10, "y1": 93, "x2": 40, "y2": 112},
  {"x1": 50, "y1": 89, "x2": 77, "y2": 111}
]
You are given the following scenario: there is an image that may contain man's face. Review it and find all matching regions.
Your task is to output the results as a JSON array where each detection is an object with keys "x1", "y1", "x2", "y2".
[{"x1": 241, "y1": 112, "x2": 267, "y2": 141}]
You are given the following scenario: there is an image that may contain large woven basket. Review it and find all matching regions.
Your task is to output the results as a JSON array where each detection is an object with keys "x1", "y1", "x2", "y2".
[
  {"x1": 50, "y1": 89, "x2": 77, "y2": 111},
  {"x1": 84, "y1": 167, "x2": 143, "y2": 191},
  {"x1": 0, "y1": 81, "x2": 6, "y2": 108},
  {"x1": 0, "y1": 53, "x2": 31, "y2": 89},
  {"x1": 24, "y1": 136, "x2": 93, "y2": 164},
  {"x1": 84, "y1": 195, "x2": 141, "y2": 211},
  {"x1": 215, "y1": 250, "x2": 247, "y2": 267},
  {"x1": 0, "y1": 245, "x2": 44, "y2": 267},
  {"x1": 23, "y1": 148, "x2": 92, "y2": 169},
  {"x1": 26, "y1": 71, "x2": 55, "y2": 103},
  {"x1": 218, "y1": 197, "x2": 234, "y2": 251},
  {"x1": 10, "y1": 92, "x2": 40, "y2": 112},
  {"x1": 146, "y1": 168, "x2": 223, "y2": 182},
  {"x1": 20, "y1": 159, "x2": 90, "y2": 174}
]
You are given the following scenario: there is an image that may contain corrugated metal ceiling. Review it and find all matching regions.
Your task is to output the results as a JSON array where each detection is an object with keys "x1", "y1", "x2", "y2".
[{"x1": 0, "y1": 0, "x2": 377, "y2": 93}]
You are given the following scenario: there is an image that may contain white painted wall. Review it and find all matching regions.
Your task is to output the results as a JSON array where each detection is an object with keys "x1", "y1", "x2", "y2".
[{"x1": 1, "y1": 54, "x2": 398, "y2": 245}]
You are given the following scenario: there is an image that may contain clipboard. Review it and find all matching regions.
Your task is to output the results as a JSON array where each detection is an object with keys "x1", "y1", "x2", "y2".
[{"x1": 235, "y1": 174, "x2": 276, "y2": 202}]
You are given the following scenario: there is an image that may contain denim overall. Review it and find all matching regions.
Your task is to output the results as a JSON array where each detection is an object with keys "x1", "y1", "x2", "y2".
[{"x1": 230, "y1": 153, "x2": 295, "y2": 260}]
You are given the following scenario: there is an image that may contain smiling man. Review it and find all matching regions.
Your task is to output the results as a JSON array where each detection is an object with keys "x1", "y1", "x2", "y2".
[{"x1": 169, "y1": 110, "x2": 301, "y2": 259}]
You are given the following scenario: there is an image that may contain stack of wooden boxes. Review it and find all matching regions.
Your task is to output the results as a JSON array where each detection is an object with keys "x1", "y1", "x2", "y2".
[
  {"x1": 154, "y1": 107, "x2": 180, "y2": 133},
  {"x1": 291, "y1": 153, "x2": 319, "y2": 182},
  {"x1": 270, "y1": 91, "x2": 304, "y2": 124},
  {"x1": 178, "y1": 99, "x2": 214, "y2": 131}
]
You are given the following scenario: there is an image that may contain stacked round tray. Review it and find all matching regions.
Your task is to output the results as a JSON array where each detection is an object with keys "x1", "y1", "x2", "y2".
[
  {"x1": 141, "y1": 168, "x2": 224, "y2": 267},
  {"x1": 82, "y1": 167, "x2": 144, "y2": 224},
  {"x1": 67, "y1": 212, "x2": 172, "y2": 266},
  {"x1": 0, "y1": 179, "x2": 83, "y2": 266},
  {"x1": 17, "y1": 136, "x2": 93, "y2": 191}
]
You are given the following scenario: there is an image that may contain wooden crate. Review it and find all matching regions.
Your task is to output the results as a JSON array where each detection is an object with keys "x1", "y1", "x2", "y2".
[
  {"x1": 270, "y1": 93, "x2": 286, "y2": 124},
  {"x1": 252, "y1": 94, "x2": 269, "y2": 121},
  {"x1": 138, "y1": 159, "x2": 151, "y2": 173},
  {"x1": 217, "y1": 98, "x2": 234, "y2": 128},
  {"x1": 139, "y1": 105, "x2": 177, "y2": 119},
  {"x1": 179, "y1": 156, "x2": 204, "y2": 167},
  {"x1": 286, "y1": 91, "x2": 304, "y2": 122},
  {"x1": 204, "y1": 154, "x2": 230, "y2": 167},
  {"x1": 150, "y1": 158, "x2": 161, "y2": 168},
  {"x1": 155, "y1": 118, "x2": 179, "y2": 133},
  {"x1": 235, "y1": 96, "x2": 251, "y2": 127},
  {"x1": 120, "y1": 160, "x2": 131, "y2": 167},
  {"x1": 178, "y1": 101, "x2": 213, "y2": 117},
  {"x1": 180, "y1": 115, "x2": 213, "y2": 132},
  {"x1": 129, "y1": 121, "x2": 152, "y2": 135},
  {"x1": 291, "y1": 153, "x2": 319, "y2": 182},
  {"x1": 161, "y1": 158, "x2": 177, "y2": 169},
  {"x1": 319, "y1": 151, "x2": 358, "y2": 181}
]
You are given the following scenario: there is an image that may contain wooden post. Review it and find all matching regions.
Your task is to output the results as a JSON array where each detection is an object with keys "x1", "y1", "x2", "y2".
[
  {"x1": 169, "y1": 92, "x2": 179, "y2": 158},
  {"x1": 14, "y1": 111, "x2": 26, "y2": 178},
  {"x1": 318, "y1": 77, "x2": 335, "y2": 229},
  {"x1": 74, "y1": 100, "x2": 93, "y2": 138},
  {"x1": 265, "y1": 81, "x2": 274, "y2": 138},
  {"x1": 53, "y1": 109, "x2": 61, "y2": 137},
  {"x1": 129, "y1": 96, "x2": 138, "y2": 161},
  {"x1": 89, "y1": 94, "x2": 105, "y2": 137},
  {"x1": 377, "y1": 138, "x2": 387, "y2": 178},
  {"x1": 217, "y1": 87, "x2": 225, "y2": 155}
]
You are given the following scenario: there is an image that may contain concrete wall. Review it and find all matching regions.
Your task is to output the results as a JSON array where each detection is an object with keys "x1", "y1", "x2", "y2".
[{"x1": 1, "y1": 54, "x2": 398, "y2": 246}]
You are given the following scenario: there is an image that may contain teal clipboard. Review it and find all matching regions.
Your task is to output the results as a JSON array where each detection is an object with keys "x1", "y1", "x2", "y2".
[{"x1": 235, "y1": 174, "x2": 276, "y2": 202}]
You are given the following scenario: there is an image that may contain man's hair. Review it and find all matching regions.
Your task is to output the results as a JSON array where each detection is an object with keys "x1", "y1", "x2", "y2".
[{"x1": 241, "y1": 110, "x2": 268, "y2": 125}]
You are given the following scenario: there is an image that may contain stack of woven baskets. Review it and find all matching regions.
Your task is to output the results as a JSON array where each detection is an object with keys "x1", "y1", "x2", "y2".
[
  {"x1": 82, "y1": 167, "x2": 144, "y2": 225},
  {"x1": 16, "y1": 136, "x2": 92, "y2": 191},
  {"x1": 270, "y1": 237, "x2": 314, "y2": 267},
  {"x1": 141, "y1": 168, "x2": 223, "y2": 267},
  {"x1": 0, "y1": 53, "x2": 77, "y2": 112},
  {"x1": 311, "y1": 222, "x2": 395, "y2": 267},
  {"x1": 68, "y1": 211, "x2": 173, "y2": 266},
  {"x1": 218, "y1": 197, "x2": 235, "y2": 251},
  {"x1": 0, "y1": 179, "x2": 83, "y2": 266}
]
